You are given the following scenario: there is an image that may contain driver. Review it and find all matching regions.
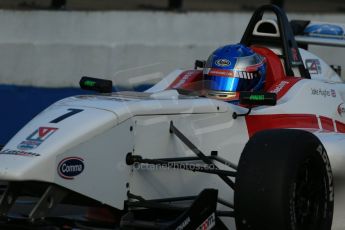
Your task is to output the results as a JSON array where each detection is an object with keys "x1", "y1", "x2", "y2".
[{"x1": 203, "y1": 44, "x2": 266, "y2": 101}]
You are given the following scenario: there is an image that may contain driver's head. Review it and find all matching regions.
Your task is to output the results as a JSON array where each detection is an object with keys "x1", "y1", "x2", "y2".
[{"x1": 203, "y1": 44, "x2": 266, "y2": 95}]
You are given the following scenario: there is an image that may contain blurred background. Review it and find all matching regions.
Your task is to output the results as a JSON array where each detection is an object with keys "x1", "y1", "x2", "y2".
[{"x1": 0, "y1": 0, "x2": 344, "y2": 143}]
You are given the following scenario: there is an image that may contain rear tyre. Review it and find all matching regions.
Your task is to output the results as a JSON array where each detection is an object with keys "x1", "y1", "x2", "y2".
[{"x1": 234, "y1": 129, "x2": 334, "y2": 230}]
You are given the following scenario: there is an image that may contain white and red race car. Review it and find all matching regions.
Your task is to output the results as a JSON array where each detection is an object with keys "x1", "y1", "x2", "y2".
[{"x1": 0, "y1": 4, "x2": 344, "y2": 230}]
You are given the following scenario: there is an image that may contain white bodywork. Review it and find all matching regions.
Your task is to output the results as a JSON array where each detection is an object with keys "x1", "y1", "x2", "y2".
[{"x1": 1, "y1": 46, "x2": 345, "y2": 227}]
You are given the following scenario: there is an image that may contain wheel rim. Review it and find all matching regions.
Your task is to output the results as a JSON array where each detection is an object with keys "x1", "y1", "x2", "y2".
[{"x1": 293, "y1": 156, "x2": 325, "y2": 229}]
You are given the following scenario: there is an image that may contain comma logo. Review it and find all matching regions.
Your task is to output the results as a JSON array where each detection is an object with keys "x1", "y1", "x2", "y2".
[{"x1": 58, "y1": 157, "x2": 84, "y2": 180}]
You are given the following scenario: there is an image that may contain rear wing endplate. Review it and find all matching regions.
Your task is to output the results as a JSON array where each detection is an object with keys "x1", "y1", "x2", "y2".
[{"x1": 291, "y1": 20, "x2": 345, "y2": 48}]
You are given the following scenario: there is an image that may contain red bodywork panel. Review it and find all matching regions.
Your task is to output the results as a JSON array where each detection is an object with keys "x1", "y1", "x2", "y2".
[
  {"x1": 252, "y1": 46, "x2": 287, "y2": 90},
  {"x1": 246, "y1": 114, "x2": 319, "y2": 137},
  {"x1": 168, "y1": 70, "x2": 203, "y2": 91}
]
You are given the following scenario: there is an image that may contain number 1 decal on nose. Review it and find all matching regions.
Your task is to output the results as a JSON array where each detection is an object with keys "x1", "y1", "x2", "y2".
[{"x1": 50, "y1": 109, "x2": 84, "y2": 124}]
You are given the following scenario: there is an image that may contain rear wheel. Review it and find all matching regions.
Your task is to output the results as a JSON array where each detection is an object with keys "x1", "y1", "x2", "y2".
[{"x1": 234, "y1": 129, "x2": 334, "y2": 230}]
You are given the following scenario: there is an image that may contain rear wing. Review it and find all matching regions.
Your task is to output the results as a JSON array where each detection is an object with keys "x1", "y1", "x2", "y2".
[{"x1": 291, "y1": 20, "x2": 345, "y2": 48}]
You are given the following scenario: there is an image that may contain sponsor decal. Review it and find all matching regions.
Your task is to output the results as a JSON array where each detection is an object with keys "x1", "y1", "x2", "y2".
[
  {"x1": 173, "y1": 71, "x2": 195, "y2": 88},
  {"x1": 196, "y1": 213, "x2": 215, "y2": 230},
  {"x1": 338, "y1": 103, "x2": 345, "y2": 116},
  {"x1": 331, "y1": 89, "x2": 337, "y2": 97},
  {"x1": 215, "y1": 59, "x2": 231, "y2": 67},
  {"x1": 291, "y1": 48, "x2": 301, "y2": 64},
  {"x1": 316, "y1": 145, "x2": 334, "y2": 202},
  {"x1": 208, "y1": 68, "x2": 234, "y2": 78},
  {"x1": 17, "y1": 127, "x2": 58, "y2": 150},
  {"x1": 306, "y1": 59, "x2": 322, "y2": 74},
  {"x1": 0, "y1": 149, "x2": 40, "y2": 157},
  {"x1": 207, "y1": 68, "x2": 261, "y2": 80},
  {"x1": 58, "y1": 157, "x2": 84, "y2": 180},
  {"x1": 270, "y1": 80, "x2": 289, "y2": 94},
  {"x1": 176, "y1": 217, "x2": 190, "y2": 230},
  {"x1": 311, "y1": 88, "x2": 336, "y2": 98}
]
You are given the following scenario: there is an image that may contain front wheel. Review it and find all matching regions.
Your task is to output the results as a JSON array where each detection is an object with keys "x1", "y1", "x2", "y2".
[{"x1": 234, "y1": 129, "x2": 334, "y2": 230}]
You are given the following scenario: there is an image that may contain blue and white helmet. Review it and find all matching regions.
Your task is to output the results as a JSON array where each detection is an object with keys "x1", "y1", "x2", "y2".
[{"x1": 203, "y1": 44, "x2": 266, "y2": 93}]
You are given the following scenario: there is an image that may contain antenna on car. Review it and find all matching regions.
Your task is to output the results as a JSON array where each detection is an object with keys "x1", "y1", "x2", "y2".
[{"x1": 232, "y1": 107, "x2": 253, "y2": 119}]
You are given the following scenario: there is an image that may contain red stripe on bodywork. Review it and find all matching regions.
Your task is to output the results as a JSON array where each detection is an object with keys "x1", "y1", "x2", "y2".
[
  {"x1": 320, "y1": 116, "x2": 335, "y2": 132},
  {"x1": 336, "y1": 121, "x2": 345, "y2": 133},
  {"x1": 168, "y1": 70, "x2": 203, "y2": 90},
  {"x1": 245, "y1": 114, "x2": 319, "y2": 137}
]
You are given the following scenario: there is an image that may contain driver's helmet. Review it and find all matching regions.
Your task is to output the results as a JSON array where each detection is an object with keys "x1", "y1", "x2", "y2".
[{"x1": 203, "y1": 44, "x2": 266, "y2": 96}]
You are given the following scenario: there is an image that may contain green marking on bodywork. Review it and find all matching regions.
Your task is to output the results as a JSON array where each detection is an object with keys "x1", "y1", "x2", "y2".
[
  {"x1": 249, "y1": 95, "x2": 265, "y2": 101},
  {"x1": 84, "y1": 80, "x2": 96, "y2": 87}
]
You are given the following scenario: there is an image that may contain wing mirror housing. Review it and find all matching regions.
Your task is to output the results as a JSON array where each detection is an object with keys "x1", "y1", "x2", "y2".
[{"x1": 79, "y1": 76, "x2": 113, "y2": 94}]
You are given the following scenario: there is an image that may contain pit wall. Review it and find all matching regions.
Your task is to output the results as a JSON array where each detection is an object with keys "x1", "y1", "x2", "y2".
[{"x1": 0, "y1": 10, "x2": 344, "y2": 88}]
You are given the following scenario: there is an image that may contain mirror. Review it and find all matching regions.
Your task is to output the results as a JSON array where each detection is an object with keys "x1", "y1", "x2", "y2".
[{"x1": 79, "y1": 76, "x2": 113, "y2": 94}]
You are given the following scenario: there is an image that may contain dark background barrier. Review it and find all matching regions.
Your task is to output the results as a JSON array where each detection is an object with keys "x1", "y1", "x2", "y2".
[
  {"x1": 0, "y1": 0, "x2": 343, "y2": 12},
  {"x1": 0, "y1": 84, "x2": 151, "y2": 145}
]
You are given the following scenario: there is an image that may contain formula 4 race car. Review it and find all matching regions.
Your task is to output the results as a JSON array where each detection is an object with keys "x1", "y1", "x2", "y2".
[{"x1": 0, "y1": 4, "x2": 345, "y2": 230}]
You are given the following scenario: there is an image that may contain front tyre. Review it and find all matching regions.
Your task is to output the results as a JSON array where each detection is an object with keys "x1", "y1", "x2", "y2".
[{"x1": 234, "y1": 129, "x2": 334, "y2": 230}]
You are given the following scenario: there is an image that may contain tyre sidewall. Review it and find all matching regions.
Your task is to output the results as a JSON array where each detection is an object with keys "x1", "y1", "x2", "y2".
[{"x1": 234, "y1": 129, "x2": 334, "y2": 230}]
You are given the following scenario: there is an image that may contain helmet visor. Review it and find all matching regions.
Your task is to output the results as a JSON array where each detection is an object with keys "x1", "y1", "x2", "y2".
[{"x1": 204, "y1": 69, "x2": 263, "y2": 92}]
